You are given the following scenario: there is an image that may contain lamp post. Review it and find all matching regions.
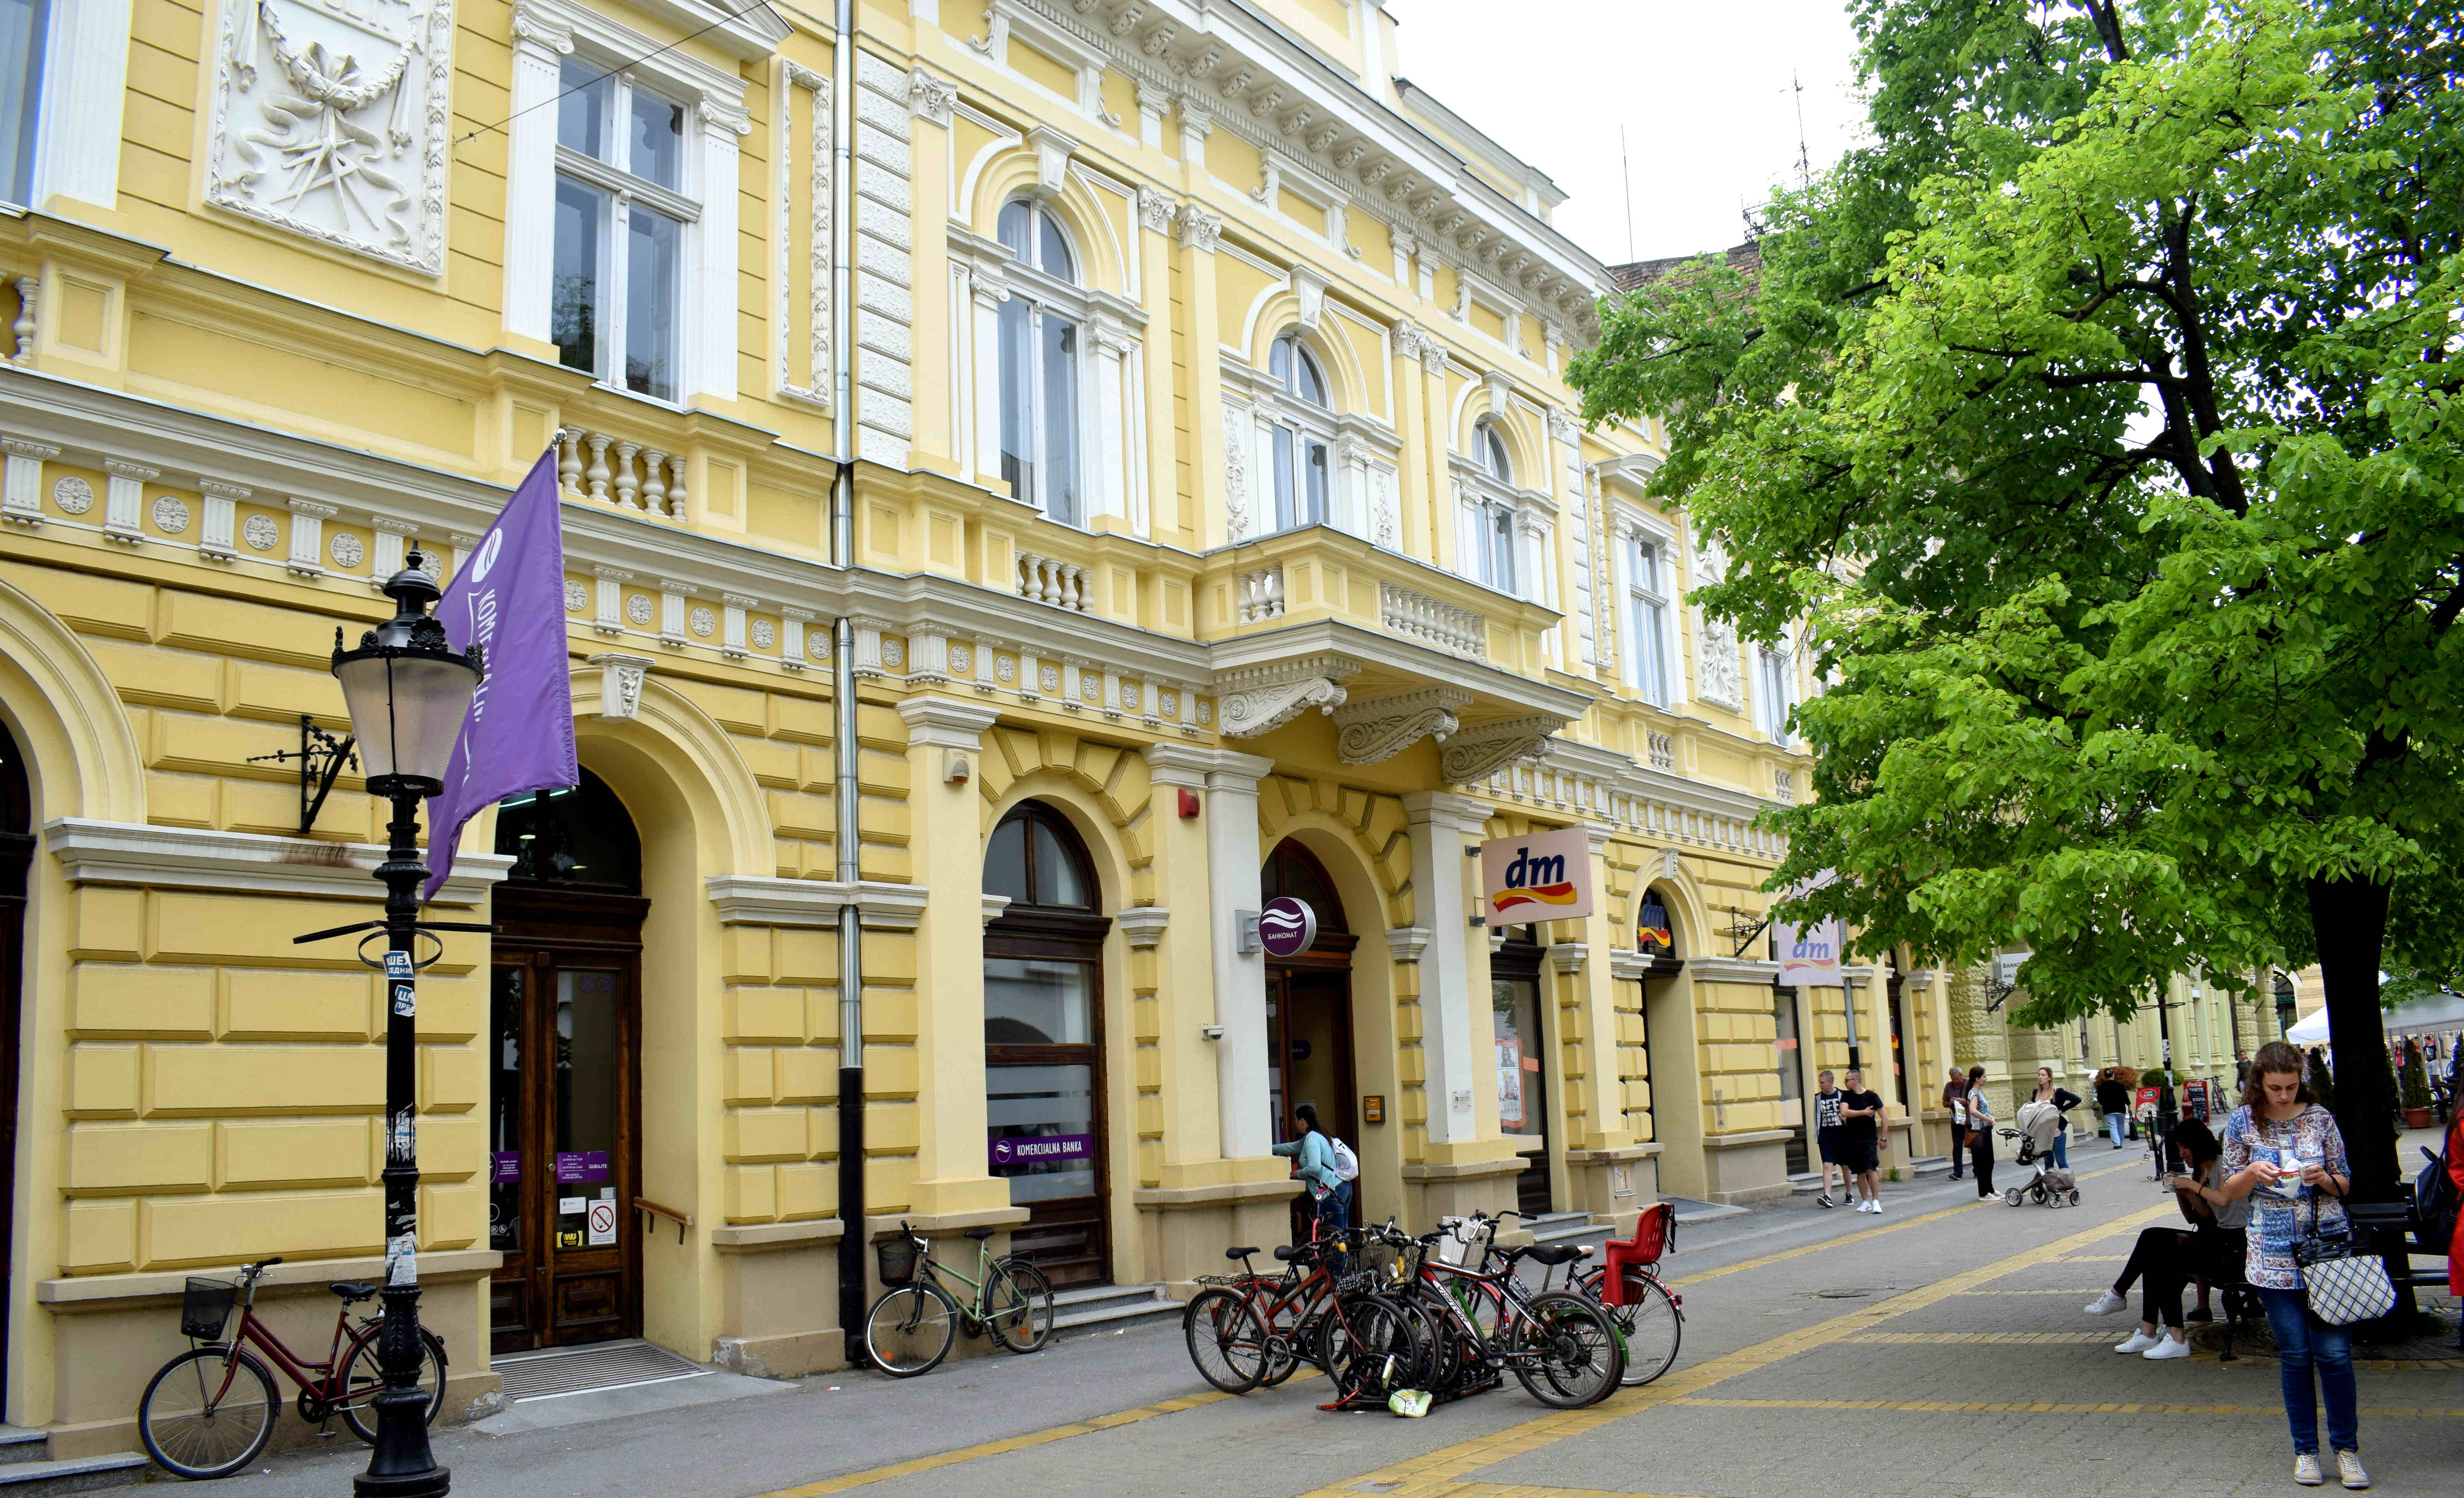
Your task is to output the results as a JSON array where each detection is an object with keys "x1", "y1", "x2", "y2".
[{"x1": 328, "y1": 554, "x2": 480, "y2": 1498}]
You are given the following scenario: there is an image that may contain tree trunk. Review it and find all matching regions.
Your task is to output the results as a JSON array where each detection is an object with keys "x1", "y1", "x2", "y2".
[{"x1": 2304, "y1": 876, "x2": 2397, "y2": 1199}]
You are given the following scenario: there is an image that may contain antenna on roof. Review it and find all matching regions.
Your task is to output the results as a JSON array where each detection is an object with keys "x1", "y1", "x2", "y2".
[
  {"x1": 1792, "y1": 71, "x2": 1812, "y2": 190},
  {"x1": 1620, "y1": 124, "x2": 1636, "y2": 264}
]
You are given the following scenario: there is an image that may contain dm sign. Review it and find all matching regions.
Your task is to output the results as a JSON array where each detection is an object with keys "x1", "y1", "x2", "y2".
[{"x1": 1480, "y1": 827, "x2": 1595, "y2": 925}]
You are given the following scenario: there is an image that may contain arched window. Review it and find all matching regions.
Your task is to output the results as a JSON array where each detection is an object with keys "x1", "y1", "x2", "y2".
[
  {"x1": 996, "y1": 200, "x2": 1083, "y2": 526},
  {"x1": 982, "y1": 800, "x2": 1095, "y2": 912},
  {"x1": 1470, "y1": 420, "x2": 1518, "y2": 594},
  {"x1": 1265, "y1": 333, "x2": 1335, "y2": 533},
  {"x1": 495, "y1": 769, "x2": 642, "y2": 893}
]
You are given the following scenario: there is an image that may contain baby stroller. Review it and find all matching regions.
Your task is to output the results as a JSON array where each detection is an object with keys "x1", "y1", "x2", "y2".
[{"x1": 2001, "y1": 1100, "x2": 2080, "y2": 1207}]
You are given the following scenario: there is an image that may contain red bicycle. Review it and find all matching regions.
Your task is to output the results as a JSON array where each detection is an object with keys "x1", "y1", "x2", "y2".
[{"x1": 137, "y1": 1257, "x2": 447, "y2": 1479}]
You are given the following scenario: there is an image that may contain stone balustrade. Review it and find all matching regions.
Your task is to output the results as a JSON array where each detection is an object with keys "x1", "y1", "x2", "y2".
[
  {"x1": 559, "y1": 427, "x2": 688, "y2": 519},
  {"x1": 1016, "y1": 552, "x2": 1091, "y2": 612},
  {"x1": 1238, "y1": 565, "x2": 1286, "y2": 622},
  {"x1": 1380, "y1": 581, "x2": 1486, "y2": 659}
]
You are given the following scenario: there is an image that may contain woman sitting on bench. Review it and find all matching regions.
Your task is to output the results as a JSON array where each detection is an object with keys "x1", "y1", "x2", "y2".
[{"x1": 2085, "y1": 1118, "x2": 2248, "y2": 1359}]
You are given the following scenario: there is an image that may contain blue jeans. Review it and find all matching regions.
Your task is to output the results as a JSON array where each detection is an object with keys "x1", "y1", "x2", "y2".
[
  {"x1": 2257, "y1": 1288, "x2": 2359, "y2": 1454},
  {"x1": 2108, "y1": 1112, "x2": 2128, "y2": 1146},
  {"x1": 2049, "y1": 1129, "x2": 2069, "y2": 1169}
]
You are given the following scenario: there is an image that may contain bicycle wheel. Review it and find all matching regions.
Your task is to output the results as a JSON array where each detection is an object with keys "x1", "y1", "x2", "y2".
[
  {"x1": 1257, "y1": 1282, "x2": 1306, "y2": 1386},
  {"x1": 1579, "y1": 1266, "x2": 1682, "y2": 1387},
  {"x1": 139, "y1": 1346, "x2": 280, "y2": 1479},
  {"x1": 986, "y1": 1257, "x2": 1057, "y2": 1353},
  {"x1": 864, "y1": 1282, "x2": 959, "y2": 1376},
  {"x1": 1316, "y1": 1294, "x2": 1418, "y2": 1405},
  {"x1": 338, "y1": 1323, "x2": 450, "y2": 1443},
  {"x1": 1182, "y1": 1288, "x2": 1271, "y2": 1393},
  {"x1": 1510, "y1": 1291, "x2": 1622, "y2": 1409}
]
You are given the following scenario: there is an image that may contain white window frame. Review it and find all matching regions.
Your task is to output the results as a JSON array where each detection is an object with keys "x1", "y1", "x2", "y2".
[
  {"x1": 1457, "y1": 418, "x2": 1544, "y2": 599},
  {"x1": 550, "y1": 60, "x2": 699, "y2": 404},
  {"x1": 503, "y1": 0, "x2": 748, "y2": 404},
  {"x1": 1625, "y1": 531, "x2": 1675, "y2": 707},
  {"x1": 991, "y1": 199, "x2": 1096, "y2": 528},
  {"x1": 1262, "y1": 332, "x2": 1338, "y2": 535},
  {"x1": 3, "y1": 0, "x2": 128, "y2": 212},
  {"x1": 1756, "y1": 639, "x2": 1796, "y2": 746}
]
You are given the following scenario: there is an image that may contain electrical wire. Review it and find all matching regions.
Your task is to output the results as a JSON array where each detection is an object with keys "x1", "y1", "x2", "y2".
[{"x1": 451, "y1": 0, "x2": 785, "y2": 147}]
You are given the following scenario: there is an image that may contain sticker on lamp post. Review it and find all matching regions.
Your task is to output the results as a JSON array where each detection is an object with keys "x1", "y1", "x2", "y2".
[{"x1": 1259, "y1": 896, "x2": 1318, "y2": 958}]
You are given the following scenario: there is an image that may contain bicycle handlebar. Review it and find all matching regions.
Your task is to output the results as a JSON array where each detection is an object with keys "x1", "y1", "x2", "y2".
[{"x1": 239, "y1": 1257, "x2": 284, "y2": 1279}]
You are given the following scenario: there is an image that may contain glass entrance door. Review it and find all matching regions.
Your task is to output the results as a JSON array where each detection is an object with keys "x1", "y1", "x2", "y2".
[
  {"x1": 986, "y1": 954, "x2": 1107, "y2": 1286},
  {"x1": 1776, "y1": 988, "x2": 1808, "y2": 1174},
  {"x1": 489, "y1": 952, "x2": 638, "y2": 1353},
  {"x1": 1493, "y1": 964, "x2": 1551, "y2": 1218}
]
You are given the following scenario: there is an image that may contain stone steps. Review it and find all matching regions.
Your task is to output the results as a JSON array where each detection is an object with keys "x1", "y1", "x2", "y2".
[
  {"x1": 0, "y1": 1428, "x2": 152, "y2": 1495},
  {"x1": 1051, "y1": 1281, "x2": 1179, "y2": 1335}
]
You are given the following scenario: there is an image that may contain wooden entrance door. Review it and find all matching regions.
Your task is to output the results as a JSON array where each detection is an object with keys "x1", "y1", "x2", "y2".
[
  {"x1": 0, "y1": 721, "x2": 30, "y2": 1413},
  {"x1": 487, "y1": 887, "x2": 646, "y2": 1354},
  {"x1": 1491, "y1": 935, "x2": 1551, "y2": 1217}
]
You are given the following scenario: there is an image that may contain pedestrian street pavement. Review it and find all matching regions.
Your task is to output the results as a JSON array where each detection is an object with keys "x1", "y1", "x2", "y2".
[{"x1": 78, "y1": 1147, "x2": 2462, "y2": 1498}]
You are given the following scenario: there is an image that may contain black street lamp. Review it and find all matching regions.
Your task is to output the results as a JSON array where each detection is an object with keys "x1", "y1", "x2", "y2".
[{"x1": 310, "y1": 554, "x2": 482, "y2": 1497}]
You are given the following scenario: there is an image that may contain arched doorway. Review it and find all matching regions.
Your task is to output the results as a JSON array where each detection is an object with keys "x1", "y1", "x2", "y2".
[
  {"x1": 0, "y1": 719, "x2": 30, "y2": 1412},
  {"x1": 983, "y1": 802, "x2": 1112, "y2": 1286},
  {"x1": 1261, "y1": 841, "x2": 1357, "y2": 1239},
  {"x1": 487, "y1": 769, "x2": 649, "y2": 1352},
  {"x1": 1491, "y1": 925, "x2": 1552, "y2": 1216}
]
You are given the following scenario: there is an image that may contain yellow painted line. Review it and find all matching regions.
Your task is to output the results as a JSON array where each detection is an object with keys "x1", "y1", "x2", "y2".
[
  {"x1": 748, "y1": 1373, "x2": 1315, "y2": 1496},
  {"x1": 1283, "y1": 1200, "x2": 2184, "y2": 1498},
  {"x1": 1671, "y1": 1397, "x2": 2464, "y2": 1418},
  {"x1": 1845, "y1": 1331, "x2": 2121, "y2": 1344}
]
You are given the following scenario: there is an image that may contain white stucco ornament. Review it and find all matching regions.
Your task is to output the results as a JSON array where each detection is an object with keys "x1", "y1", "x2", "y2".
[
  {"x1": 243, "y1": 513, "x2": 280, "y2": 551},
  {"x1": 563, "y1": 579, "x2": 587, "y2": 612},
  {"x1": 329, "y1": 531, "x2": 364, "y2": 567},
  {"x1": 152, "y1": 496, "x2": 192, "y2": 535},
  {"x1": 206, "y1": 0, "x2": 457, "y2": 276},
  {"x1": 51, "y1": 476, "x2": 92, "y2": 515},
  {"x1": 689, "y1": 606, "x2": 716, "y2": 638},
  {"x1": 751, "y1": 619, "x2": 776, "y2": 649},
  {"x1": 626, "y1": 594, "x2": 654, "y2": 626}
]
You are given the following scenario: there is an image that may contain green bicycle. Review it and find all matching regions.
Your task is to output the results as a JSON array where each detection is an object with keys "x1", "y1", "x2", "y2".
[{"x1": 863, "y1": 1221, "x2": 1057, "y2": 1376}]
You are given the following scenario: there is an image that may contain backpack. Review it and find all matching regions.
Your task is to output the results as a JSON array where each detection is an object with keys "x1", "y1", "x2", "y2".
[
  {"x1": 1329, "y1": 1136, "x2": 1360, "y2": 1183},
  {"x1": 2416, "y1": 1140, "x2": 2460, "y2": 1252}
]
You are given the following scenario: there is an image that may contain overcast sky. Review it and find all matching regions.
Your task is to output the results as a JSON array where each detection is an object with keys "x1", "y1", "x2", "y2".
[{"x1": 1385, "y1": 0, "x2": 1870, "y2": 267}]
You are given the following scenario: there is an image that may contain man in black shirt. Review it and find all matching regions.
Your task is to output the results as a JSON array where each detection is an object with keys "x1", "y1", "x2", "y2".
[
  {"x1": 1811, "y1": 1071, "x2": 1848, "y2": 1207},
  {"x1": 1839, "y1": 1068, "x2": 1887, "y2": 1213}
]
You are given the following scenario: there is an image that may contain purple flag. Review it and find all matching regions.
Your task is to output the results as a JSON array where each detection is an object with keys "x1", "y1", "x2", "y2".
[{"x1": 422, "y1": 450, "x2": 576, "y2": 901}]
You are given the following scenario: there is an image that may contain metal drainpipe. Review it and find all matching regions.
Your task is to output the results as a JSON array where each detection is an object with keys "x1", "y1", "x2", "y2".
[{"x1": 830, "y1": 0, "x2": 867, "y2": 1363}]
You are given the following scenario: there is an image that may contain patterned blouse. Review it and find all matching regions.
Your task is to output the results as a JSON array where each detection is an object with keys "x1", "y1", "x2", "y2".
[{"x1": 2220, "y1": 1102, "x2": 2351, "y2": 1290}]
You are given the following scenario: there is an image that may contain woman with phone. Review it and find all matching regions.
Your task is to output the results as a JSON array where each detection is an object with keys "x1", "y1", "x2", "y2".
[
  {"x1": 2084, "y1": 1118, "x2": 2246, "y2": 1358},
  {"x1": 2220, "y1": 1040, "x2": 2363, "y2": 1489}
]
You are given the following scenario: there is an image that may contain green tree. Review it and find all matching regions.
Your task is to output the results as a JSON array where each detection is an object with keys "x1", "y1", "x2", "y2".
[{"x1": 1570, "y1": 0, "x2": 2464, "y2": 1197}]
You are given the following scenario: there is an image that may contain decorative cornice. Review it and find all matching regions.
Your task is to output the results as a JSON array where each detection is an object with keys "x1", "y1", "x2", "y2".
[
  {"x1": 1384, "y1": 926, "x2": 1432, "y2": 964},
  {"x1": 44, "y1": 819, "x2": 509, "y2": 907},
  {"x1": 896, "y1": 694, "x2": 1003, "y2": 747},
  {"x1": 983, "y1": 894, "x2": 1013, "y2": 927},
  {"x1": 1686, "y1": 955, "x2": 1782, "y2": 986},
  {"x1": 1114, "y1": 905, "x2": 1170, "y2": 947},
  {"x1": 1332, "y1": 686, "x2": 1470, "y2": 765},
  {"x1": 1545, "y1": 942, "x2": 1588, "y2": 974},
  {"x1": 1143, "y1": 742, "x2": 1278, "y2": 788},
  {"x1": 705, "y1": 876, "x2": 931, "y2": 931}
]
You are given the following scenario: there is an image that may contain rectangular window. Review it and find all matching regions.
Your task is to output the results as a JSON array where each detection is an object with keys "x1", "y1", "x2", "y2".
[
  {"x1": 1271, "y1": 426, "x2": 1296, "y2": 533},
  {"x1": 1490, "y1": 505, "x2": 1517, "y2": 595},
  {"x1": 1041, "y1": 313, "x2": 1079, "y2": 526},
  {"x1": 998, "y1": 296, "x2": 1033, "y2": 499},
  {"x1": 1629, "y1": 538, "x2": 1670, "y2": 706},
  {"x1": 1305, "y1": 440, "x2": 1328, "y2": 526},
  {"x1": 0, "y1": 0, "x2": 44, "y2": 207},
  {"x1": 552, "y1": 177, "x2": 607, "y2": 380},
  {"x1": 551, "y1": 57, "x2": 696, "y2": 405},
  {"x1": 1760, "y1": 648, "x2": 1793, "y2": 744}
]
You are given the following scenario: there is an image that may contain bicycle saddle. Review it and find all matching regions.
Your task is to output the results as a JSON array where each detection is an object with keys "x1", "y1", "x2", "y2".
[
  {"x1": 1225, "y1": 1246, "x2": 1259, "y2": 1260},
  {"x1": 1272, "y1": 1245, "x2": 1304, "y2": 1262},
  {"x1": 328, "y1": 1281, "x2": 378, "y2": 1302},
  {"x1": 1516, "y1": 1245, "x2": 1586, "y2": 1268},
  {"x1": 963, "y1": 1226, "x2": 998, "y2": 1241}
]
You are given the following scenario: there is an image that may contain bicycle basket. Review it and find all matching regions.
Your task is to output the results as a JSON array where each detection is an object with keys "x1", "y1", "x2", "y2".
[
  {"x1": 181, "y1": 1277, "x2": 238, "y2": 1340},
  {"x1": 874, "y1": 1233, "x2": 922, "y2": 1284},
  {"x1": 1433, "y1": 1217, "x2": 1490, "y2": 1267}
]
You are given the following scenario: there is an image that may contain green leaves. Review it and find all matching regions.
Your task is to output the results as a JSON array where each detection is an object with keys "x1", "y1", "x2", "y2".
[{"x1": 1571, "y1": 0, "x2": 2464, "y2": 1023}]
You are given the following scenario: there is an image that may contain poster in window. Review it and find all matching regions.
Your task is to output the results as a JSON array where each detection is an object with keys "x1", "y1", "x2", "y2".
[{"x1": 1496, "y1": 1036, "x2": 1524, "y2": 1130}]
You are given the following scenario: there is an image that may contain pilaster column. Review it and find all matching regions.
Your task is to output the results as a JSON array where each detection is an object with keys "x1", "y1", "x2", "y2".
[
  {"x1": 1088, "y1": 313, "x2": 1134, "y2": 531},
  {"x1": 1404, "y1": 790, "x2": 1492, "y2": 1148},
  {"x1": 504, "y1": 2, "x2": 572, "y2": 344},
  {"x1": 1569, "y1": 826, "x2": 1629, "y2": 1150},
  {"x1": 1134, "y1": 188, "x2": 1180, "y2": 541},
  {"x1": 896, "y1": 696, "x2": 1012, "y2": 1217},
  {"x1": 907, "y1": 74, "x2": 956, "y2": 472},
  {"x1": 696, "y1": 99, "x2": 749, "y2": 400},
  {"x1": 1142, "y1": 744, "x2": 1224, "y2": 1167},
  {"x1": 1190, "y1": 746, "x2": 1277, "y2": 1158},
  {"x1": 1177, "y1": 204, "x2": 1232, "y2": 546},
  {"x1": 966, "y1": 264, "x2": 1010, "y2": 491}
]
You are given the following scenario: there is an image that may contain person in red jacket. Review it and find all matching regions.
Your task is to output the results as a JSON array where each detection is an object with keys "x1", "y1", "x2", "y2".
[{"x1": 2447, "y1": 1108, "x2": 2464, "y2": 1315}]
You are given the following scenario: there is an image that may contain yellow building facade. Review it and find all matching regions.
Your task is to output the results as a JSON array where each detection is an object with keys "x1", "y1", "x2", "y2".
[{"x1": 0, "y1": 0, "x2": 1940, "y2": 1456}]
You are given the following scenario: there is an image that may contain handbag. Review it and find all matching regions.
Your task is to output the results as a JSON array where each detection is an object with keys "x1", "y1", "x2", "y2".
[{"x1": 2293, "y1": 1191, "x2": 2396, "y2": 1326}]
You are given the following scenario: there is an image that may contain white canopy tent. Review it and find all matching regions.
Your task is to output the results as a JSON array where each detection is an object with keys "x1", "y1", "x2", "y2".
[{"x1": 2287, "y1": 989, "x2": 2464, "y2": 1045}]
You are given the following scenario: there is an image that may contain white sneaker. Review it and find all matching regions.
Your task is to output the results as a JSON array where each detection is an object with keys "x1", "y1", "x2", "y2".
[
  {"x1": 2114, "y1": 1330, "x2": 2161, "y2": 1354},
  {"x1": 2143, "y1": 1334, "x2": 2191, "y2": 1360},
  {"x1": 1868, "y1": 1199, "x2": 1882, "y2": 1214},
  {"x1": 2336, "y1": 1452, "x2": 2370, "y2": 1491},
  {"x1": 2084, "y1": 1290, "x2": 2128, "y2": 1315},
  {"x1": 2294, "y1": 1454, "x2": 2324, "y2": 1486}
]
